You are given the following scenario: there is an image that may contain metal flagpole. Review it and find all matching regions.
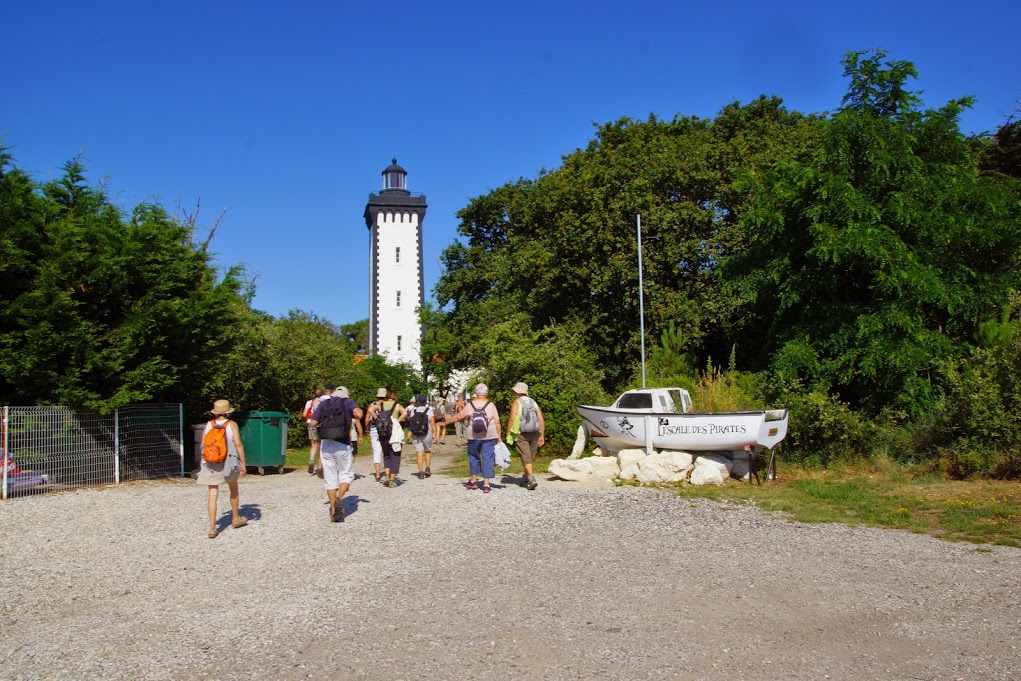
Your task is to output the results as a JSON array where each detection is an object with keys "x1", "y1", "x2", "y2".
[{"x1": 637, "y1": 214, "x2": 647, "y2": 389}]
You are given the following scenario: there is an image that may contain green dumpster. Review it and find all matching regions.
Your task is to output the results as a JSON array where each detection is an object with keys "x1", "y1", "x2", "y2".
[{"x1": 232, "y1": 411, "x2": 290, "y2": 474}]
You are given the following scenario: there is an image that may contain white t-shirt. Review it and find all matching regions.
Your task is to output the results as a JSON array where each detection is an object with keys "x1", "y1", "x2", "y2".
[
  {"x1": 304, "y1": 397, "x2": 321, "y2": 424},
  {"x1": 203, "y1": 418, "x2": 237, "y2": 439}
]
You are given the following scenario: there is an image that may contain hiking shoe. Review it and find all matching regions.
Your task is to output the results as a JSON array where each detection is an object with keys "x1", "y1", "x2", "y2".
[
  {"x1": 231, "y1": 516, "x2": 248, "y2": 529},
  {"x1": 417, "y1": 471, "x2": 424, "y2": 480},
  {"x1": 482, "y1": 485, "x2": 491, "y2": 494},
  {"x1": 308, "y1": 462, "x2": 315, "y2": 474},
  {"x1": 527, "y1": 476, "x2": 538, "y2": 490},
  {"x1": 466, "y1": 480, "x2": 478, "y2": 490},
  {"x1": 425, "y1": 467, "x2": 431, "y2": 478},
  {"x1": 208, "y1": 527, "x2": 218, "y2": 539},
  {"x1": 383, "y1": 477, "x2": 392, "y2": 488},
  {"x1": 332, "y1": 504, "x2": 345, "y2": 522}
]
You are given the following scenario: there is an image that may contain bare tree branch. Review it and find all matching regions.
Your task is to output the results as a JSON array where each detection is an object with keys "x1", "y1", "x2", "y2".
[
  {"x1": 201, "y1": 206, "x2": 228, "y2": 252},
  {"x1": 178, "y1": 199, "x2": 227, "y2": 250}
]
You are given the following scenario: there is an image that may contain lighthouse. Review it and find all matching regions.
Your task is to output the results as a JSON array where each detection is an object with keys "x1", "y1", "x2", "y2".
[{"x1": 364, "y1": 158, "x2": 427, "y2": 370}]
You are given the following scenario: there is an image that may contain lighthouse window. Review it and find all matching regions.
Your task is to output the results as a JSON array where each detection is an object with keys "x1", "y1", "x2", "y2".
[
  {"x1": 397, "y1": 335, "x2": 402, "y2": 351},
  {"x1": 386, "y1": 171, "x2": 405, "y2": 190},
  {"x1": 395, "y1": 246, "x2": 401, "y2": 263},
  {"x1": 396, "y1": 291, "x2": 401, "y2": 307}
]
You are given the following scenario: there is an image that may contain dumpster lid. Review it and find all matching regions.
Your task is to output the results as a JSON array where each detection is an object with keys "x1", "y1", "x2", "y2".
[{"x1": 233, "y1": 410, "x2": 291, "y2": 421}]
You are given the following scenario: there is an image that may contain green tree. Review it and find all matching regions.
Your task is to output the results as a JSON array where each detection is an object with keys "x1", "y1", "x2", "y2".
[
  {"x1": 202, "y1": 308, "x2": 382, "y2": 446},
  {"x1": 642, "y1": 321, "x2": 697, "y2": 384},
  {"x1": 722, "y1": 50, "x2": 1021, "y2": 415},
  {"x1": 931, "y1": 298, "x2": 1021, "y2": 478},
  {"x1": 0, "y1": 154, "x2": 247, "y2": 412},
  {"x1": 348, "y1": 354, "x2": 419, "y2": 406},
  {"x1": 339, "y1": 318, "x2": 369, "y2": 354},
  {"x1": 437, "y1": 102, "x2": 815, "y2": 391},
  {"x1": 471, "y1": 315, "x2": 608, "y2": 458},
  {"x1": 980, "y1": 110, "x2": 1021, "y2": 180},
  {"x1": 418, "y1": 303, "x2": 458, "y2": 398}
]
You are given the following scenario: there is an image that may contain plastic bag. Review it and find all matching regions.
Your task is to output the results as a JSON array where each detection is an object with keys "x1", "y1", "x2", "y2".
[{"x1": 494, "y1": 441, "x2": 511, "y2": 470}]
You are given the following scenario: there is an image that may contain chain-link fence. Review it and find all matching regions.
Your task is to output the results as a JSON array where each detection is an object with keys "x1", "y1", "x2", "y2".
[{"x1": 1, "y1": 404, "x2": 183, "y2": 500}]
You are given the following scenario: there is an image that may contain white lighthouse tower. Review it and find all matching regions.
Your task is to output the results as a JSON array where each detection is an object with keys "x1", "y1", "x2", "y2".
[{"x1": 364, "y1": 158, "x2": 426, "y2": 370}]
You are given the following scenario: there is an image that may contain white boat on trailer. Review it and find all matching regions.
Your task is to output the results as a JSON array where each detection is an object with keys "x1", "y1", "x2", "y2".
[
  {"x1": 580, "y1": 218, "x2": 789, "y2": 473},
  {"x1": 577, "y1": 404, "x2": 789, "y2": 454},
  {"x1": 576, "y1": 388, "x2": 789, "y2": 455}
]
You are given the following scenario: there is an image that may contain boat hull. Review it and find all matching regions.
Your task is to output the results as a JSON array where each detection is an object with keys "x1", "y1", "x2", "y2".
[{"x1": 576, "y1": 405, "x2": 789, "y2": 453}]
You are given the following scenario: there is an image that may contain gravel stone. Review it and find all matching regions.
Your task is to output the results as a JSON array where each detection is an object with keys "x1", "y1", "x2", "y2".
[{"x1": 1, "y1": 445, "x2": 1019, "y2": 680}]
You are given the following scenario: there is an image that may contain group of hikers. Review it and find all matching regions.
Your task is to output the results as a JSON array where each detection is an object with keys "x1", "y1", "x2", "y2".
[
  {"x1": 304, "y1": 387, "x2": 448, "y2": 485},
  {"x1": 196, "y1": 383, "x2": 546, "y2": 538}
]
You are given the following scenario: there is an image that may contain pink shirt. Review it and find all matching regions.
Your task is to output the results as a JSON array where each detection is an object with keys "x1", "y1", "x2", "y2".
[{"x1": 455, "y1": 398, "x2": 500, "y2": 440}]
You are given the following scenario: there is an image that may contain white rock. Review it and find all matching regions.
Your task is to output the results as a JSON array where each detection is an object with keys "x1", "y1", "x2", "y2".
[
  {"x1": 635, "y1": 451, "x2": 693, "y2": 484},
  {"x1": 619, "y1": 463, "x2": 640, "y2": 481},
  {"x1": 548, "y1": 458, "x2": 593, "y2": 481},
  {"x1": 617, "y1": 448, "x2": 646, "y2": 471},
  {"x1": 586, "y1": 456, "x2": 621, "y2": 480},
  {"x1": 689, "y1": 454, "x2": 733, "y2": 486},
  {"x1": 592, "y1": 447, "x2": 606, "y2": 458},
  {"x1": 567, "y1": 426, "x2": 587, "y2": 459}
]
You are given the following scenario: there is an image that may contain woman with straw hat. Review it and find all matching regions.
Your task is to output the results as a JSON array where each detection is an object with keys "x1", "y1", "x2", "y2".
[
  {"x1": 506, "y1": 382, "x2": 545, "y2": 490},
  {"x1": 197, "y1": 399, "x2": 248, "y2": 539}
]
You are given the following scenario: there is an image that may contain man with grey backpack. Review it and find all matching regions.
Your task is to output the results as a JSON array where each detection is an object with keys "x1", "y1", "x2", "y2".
[
  {"x1": 505, "y1": 382, "x2": 545, "y2": 490},
  {"x1": 408, "y1": 395, "x2": 434, "y2": 479}
]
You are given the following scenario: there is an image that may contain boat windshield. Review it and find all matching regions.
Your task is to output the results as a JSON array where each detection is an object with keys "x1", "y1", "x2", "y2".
[
  {"x1": 669, "y1": 390, "x2": 690, "y2": 413},
  {"x1": 617, "y1": 393, "x2": 653, "y2": 409}
]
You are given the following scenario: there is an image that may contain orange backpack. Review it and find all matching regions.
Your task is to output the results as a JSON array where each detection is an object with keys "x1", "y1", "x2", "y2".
[{"x1": 202, "y1": 420, "x2": 230, "y2": 463}]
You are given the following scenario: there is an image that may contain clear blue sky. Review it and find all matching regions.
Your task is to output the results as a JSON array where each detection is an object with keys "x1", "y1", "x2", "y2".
[{"x1": 3, "y1": 0, "x2": 1018, "y2": 327}]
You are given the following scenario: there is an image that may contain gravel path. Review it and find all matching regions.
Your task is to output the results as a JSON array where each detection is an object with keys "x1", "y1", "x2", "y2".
[{"x1": 1, "y1": 442, "x2": 1019, "y2": 680}]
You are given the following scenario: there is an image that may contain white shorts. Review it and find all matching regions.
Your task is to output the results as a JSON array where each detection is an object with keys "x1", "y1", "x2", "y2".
[
  {"x1": 320, "y1": 439, "x2": 354, "y2": 490},
  {"x1": 412, "y1": 432, "x2": 433, "y2": 453}
]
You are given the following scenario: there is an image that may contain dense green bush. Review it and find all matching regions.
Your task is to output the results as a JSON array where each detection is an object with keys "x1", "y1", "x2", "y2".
[
  {"x1": 782, "y1": 390, "x2": 867, "y2": 466},
  {"x1": 475, "y1": 316, "x2": 609, "y2": 459},
  {"x1": 752, "y1": 374, "x2": 867, "y2": 466},
  {"x1": 926, "y1": 310, "x2": 1021, "y2": 478}
]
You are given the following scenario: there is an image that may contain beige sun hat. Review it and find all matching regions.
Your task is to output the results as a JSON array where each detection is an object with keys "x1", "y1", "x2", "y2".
[
  {"x1": 376, "y1": 388, "x2": 388, "y2": 398},
  {"x1": 210, "y1": 399, "x2": 235, "y2": 415},
  {"x1": 335, "y1": 386, "x2": 350, "y2": 398},
  {"x1": 512, "y1": 382, "x2": 529, "y2": 395}
]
